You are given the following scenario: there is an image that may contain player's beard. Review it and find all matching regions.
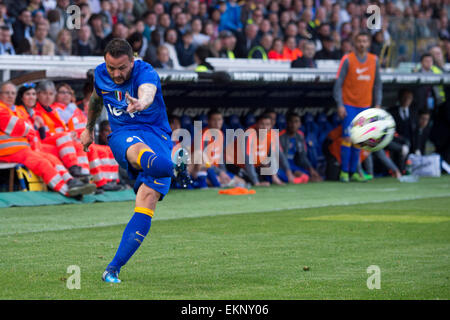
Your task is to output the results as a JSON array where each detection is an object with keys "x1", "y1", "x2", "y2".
[{"x1": 112, "y1": 69, "x2": 133, "y2": 84}]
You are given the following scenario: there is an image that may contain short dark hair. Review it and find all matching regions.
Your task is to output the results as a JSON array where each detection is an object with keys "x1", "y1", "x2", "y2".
[
  {"x1": 286, "y1": 112, "x2": 301, "y2": 123},
  {"x1": 168, "y1": 114, "x2": 180, "y2": 124},
  {"x1": 257, "y1": 113, "x2": 272, "y2": 122},
  {"x1": 418, "y1": 108, "x2": 430, "y2": 116},
  {"x1": 207, "y1": 109, "x2": 222, "y2": 120},
  {"x1": 398, "y1": 87, "x2": 413, "y2": 100},
  {"x1": 356, "y1": 31, "x2": 371, "y2": 40},
  {"x1": 195, "y1": 45, "x2": 210, "y2": 62},
  {"x1": 421, "y1": 53, "x2": 432, "y2": 62},
  {"x1": 104, "y1": 38, "x2": 134, "y2": 60}
]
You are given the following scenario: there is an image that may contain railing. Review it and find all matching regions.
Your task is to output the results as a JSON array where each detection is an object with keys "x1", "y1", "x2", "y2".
[{"x1": 1, "y1": 55, "x2": 450, "y2": 85}]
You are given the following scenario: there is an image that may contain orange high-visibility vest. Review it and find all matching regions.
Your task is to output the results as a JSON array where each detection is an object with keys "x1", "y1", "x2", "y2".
[
  {"x1": 52, "y1": 102, "x2": 87, "y2": 134},
  {"x1": 339, "y1": 52, "x2": 377, "y2": 108},
  {"x1": 34, "y1": 102, "x2": 68, "y2": 135},
  {"x1": 15, "y1": 105, "x2": 42, "y2": 151},
  {"x1": 0, "y1": 102, "x2": 31, "y2": 156}
]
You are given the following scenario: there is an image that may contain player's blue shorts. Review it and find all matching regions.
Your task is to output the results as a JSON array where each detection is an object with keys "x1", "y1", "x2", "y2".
[
  {"x1": 343, "y1": 105, "x2": 370, "y2": 137},
  {"x1": 108, "y1": 126, "x2": 173, "y2": 199}
]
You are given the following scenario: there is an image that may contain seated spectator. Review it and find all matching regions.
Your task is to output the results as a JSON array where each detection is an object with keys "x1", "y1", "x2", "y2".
[
  {"x1": 176, "y1": 31, "x2": 196, "y2": 67},
  {"x1": 280, "y1": 112, "x2": 322, "y2": 182},
  {"x1": 29, "y1": 21, "x2": 55, "y2": 56},
  {"x1": 143, "y1": 30, "x2": 161, "y2": 66},
  {"x1": 162, "y1": 28, "x2": 183, "y2": 69},
  {"x1": 127, "y1": 31, "x2": 144, "y2": 57},
  {"x1": 88, "y1": 13, "x2": 106, "y2": 55},
  {"x1": 0, "y1": 1, "x2": 14, "y2": 29},
  {"x1": 55, "y1": 29, "x2": 72, "y2": 56},
  {"x1": 340, "y1": 39, "x2": 352, "y2": 56},
  {"x1": 248, "y1": 33, "x2": 273, "y2": 60},
  {"x1": 174, "y1": 11, "x2": 190, "y2": 42},
  {"x1": 191, "y1": 17, "x2": 210, "y2": 47},
  {"x1": 218, "y1": 0, "x2": 242, "y2": 32},
  {"x1": 314, "y1": 36, "x2": 341, "y2": 60},
  {"x1": 388, "y1": 88, "x2": 417, "y2": 171},
  {"x1": 156, "y1": 13, "x2": 171, "y2": 41},
  {"x1": 291, "y1": 41, "x2": 317, "y2": 68},
  {"x1": 0, "y1": 26, "x2": 15, "y2": 55},
  {"x1": 282, "y1": 36, "x2": 303, "y2": 61},
  {"x1": 218, "y1": 30, "x2": 236, "y2": 59},
  {"x1": 72, "y1": 24, "x2": 95, "y2": 56},
  {"x1": 46, "y1": 9, "x2": 62, "y2": 42},
  {"x1": 235, "y1": 23, "x2": 259, "y2": 58},
  {"x1": 412, "y1": 109, "x2": 432, "y2": 156},
  {"x1": 194, "y1": 45, "x2": 214, "y2": 72},
  {"x1": 297, "y1": 20, "x2": 313, "y2": 41},
  {"x1": 313, "y1": 22, "x2": 332, "y2": 51},
  {"x1": 153, "y1": 45, "x2": 174, "y2": 69},
  {"x1": 268, "y1": 37, "x2": 285, "y2": 60},
  {"x1": 100, "y1": 22, "x2": 128, "y2": 52},
  {"x1": 12, "y1": 8, "x2": 34, "y2": 50},
  {"x1": 370, "y1": 31, "x2": 385, "y2": 57},
  {"x1": 429, "y1": 45, "x2": 446, "y2": 72}
]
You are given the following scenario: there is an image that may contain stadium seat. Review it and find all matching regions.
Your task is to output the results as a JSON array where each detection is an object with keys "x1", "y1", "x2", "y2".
[
  {"x1": 244, "y1": 114, "x2": 256, "y2": 129},
  {"x1": 329, "y1": 112, "x2": 342, "y2": 129},
  {"x1": 227, "y1": 114, "x2": 244, "y2": 130},
  {"x1": 276, "y1": 113, "x2": 287, "y2": 130},
  {"x1": 180, "y1": 115, "x2": 194, "y2": 135},
  {"x1": 316, "y1": 113, "x2": 333, "y2": 157},
  {"x1": 196, "y1": 114, "x2": 208, "y2": 128}
]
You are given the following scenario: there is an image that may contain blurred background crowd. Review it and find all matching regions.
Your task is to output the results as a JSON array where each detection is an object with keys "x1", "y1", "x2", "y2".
[{"x1": 0, "y1": 0, "x2": 449, "y2": 69}]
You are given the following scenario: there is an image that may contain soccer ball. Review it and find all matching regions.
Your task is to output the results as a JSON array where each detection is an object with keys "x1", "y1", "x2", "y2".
[{"x1": 350, "y1": 108, "x2": 396, "y2": 152}]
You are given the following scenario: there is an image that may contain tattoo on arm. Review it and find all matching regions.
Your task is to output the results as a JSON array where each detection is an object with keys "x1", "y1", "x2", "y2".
[
  {"x1": 138, "y1": 83, "x2": 157, "y2": 109},
  {"x1": 86, "y1": 89, "x2": 103, "y2": 131}
]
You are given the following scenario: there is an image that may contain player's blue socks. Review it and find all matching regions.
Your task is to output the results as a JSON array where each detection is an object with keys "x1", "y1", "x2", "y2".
[
  {"x1": 340, "y1": 141, "x2": 351, "y2": 173},
  {"x1": 349, "y1": 146, "x2": 361, "y2": 174},
  {"x1": 106, "y1": 208, "x2": 153, "y2": 274},
  {"x1": 137, "y1": 148, "x2": 174, "y2": 178}
]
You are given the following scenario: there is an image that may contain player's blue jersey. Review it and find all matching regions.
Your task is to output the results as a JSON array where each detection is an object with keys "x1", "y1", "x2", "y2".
[{"x1": 94, "y1": 59, "x2": 171, "y2": 135}]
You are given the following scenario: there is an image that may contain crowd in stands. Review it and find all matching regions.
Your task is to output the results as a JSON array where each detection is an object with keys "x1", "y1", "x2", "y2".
[{"x1": 0, "y1": 0, "x2": 450, "y2": 68}]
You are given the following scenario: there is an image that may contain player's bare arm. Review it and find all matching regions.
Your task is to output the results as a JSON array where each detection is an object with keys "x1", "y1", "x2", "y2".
[
  {"x1": 81, "y1": 89, "x2": 103, "y2": 152},
  {"x1": 126, "y1": 83, "x2": 157, "y2": 113}
]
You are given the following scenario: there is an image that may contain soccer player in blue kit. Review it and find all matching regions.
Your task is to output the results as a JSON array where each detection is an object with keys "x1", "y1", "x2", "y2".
[{"x1": 80, "y1": 38, "x2": 189, "y2": 283}]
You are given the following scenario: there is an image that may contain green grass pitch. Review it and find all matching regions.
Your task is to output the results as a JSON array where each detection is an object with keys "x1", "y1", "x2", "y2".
[{"x1": 0, "y1": 176, "x2": 449, "y2": 299}]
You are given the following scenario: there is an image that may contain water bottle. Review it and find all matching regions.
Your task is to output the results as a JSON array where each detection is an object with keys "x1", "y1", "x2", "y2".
[
  {"x1": 405, "y1": 159, "x2": 412, "y2": 175},
  {"x1": 399, "y1": 159, "x2": 419, "y2": 182}
]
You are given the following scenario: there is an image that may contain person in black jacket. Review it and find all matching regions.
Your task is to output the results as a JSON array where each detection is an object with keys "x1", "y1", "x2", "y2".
[
  {"x1": 12, "y1": 8, "x2": 34, "y2": 50},
  {"x1": 412, "y1": 109, "x2": 432, "y2": 155},
  {"x1": 314, "y1": 36, "x2": 341, "y2": 60},
  {"x1": 291, "y1": 41, "x2": 317, "y2": 68},
  {"x1": 388, "y1": 88, "x2": 418, "y2": 171}
]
